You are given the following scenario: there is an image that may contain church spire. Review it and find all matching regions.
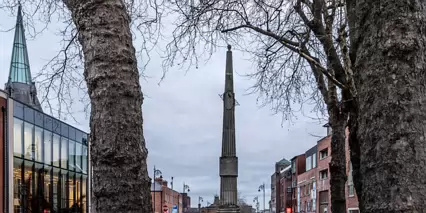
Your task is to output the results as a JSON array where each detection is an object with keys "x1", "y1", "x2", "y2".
[
  {"x1": 8, "y1": 2, "x2": 32, "y2": 85},
  {"x1": 5, "y1": 3, "x2": 43, "y2": 111}
]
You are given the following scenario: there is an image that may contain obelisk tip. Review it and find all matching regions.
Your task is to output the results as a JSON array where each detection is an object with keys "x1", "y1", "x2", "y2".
[{"x1": 227, "y1": 44, "x2": 232, "y2": 51}]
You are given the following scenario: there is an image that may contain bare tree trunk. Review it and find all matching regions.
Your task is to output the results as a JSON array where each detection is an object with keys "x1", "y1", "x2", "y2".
[
  {"x1": 64, "y1": 0, "x2": 152, "y2": 212},
  {"x1": 348, "y1": 0, "x2": 426, "y2": 212}
]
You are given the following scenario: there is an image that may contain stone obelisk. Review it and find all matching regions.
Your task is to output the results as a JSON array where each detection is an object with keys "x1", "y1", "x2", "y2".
[{"x1": 218, "y1": 45, "x2": 239, "y2": 213}]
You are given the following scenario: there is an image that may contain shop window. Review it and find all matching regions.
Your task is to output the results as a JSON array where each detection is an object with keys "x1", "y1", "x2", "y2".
[
  {"x1": 13, "y1": 158, "x2": 23, "y2": 213},
  {"x1": 43, "y1": 166, "x2": 53, "y2": 212},
  {"x1": 14, "y1": 118, "x2": 23, "y2": 157}
]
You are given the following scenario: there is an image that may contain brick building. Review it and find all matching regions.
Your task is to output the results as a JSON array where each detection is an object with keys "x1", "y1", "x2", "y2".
[
  {"x1": 345, "y1": 129, "x2": 359, "y2": 213},
  {"x1": 278, "y1": 165, "x2": 292, "y2": 213},
  {"x1": 296, "y1": 145, "x2": 318, "y2": 213},
  {"x1": 290, "y1": 155, "x2": 305, "y2": 213},
  {"x1": 271, "y1": 158, "x2": 291, "y2": 213},
  {"x1": 151, "y1": 177, "x2": 183, "y2": 213},
  {"x1": 317, "y1": 136, "x2": 331, "y2": 213}
]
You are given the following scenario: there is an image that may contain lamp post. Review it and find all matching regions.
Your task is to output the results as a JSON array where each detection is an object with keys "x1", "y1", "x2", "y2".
[
  {"x1": 182, "y1": 183, "x2": 190, "y2": 212},
  {"x1": 171, "y1": 177, "x2": 174, "y2": 213},
  {"x1": 253, "y1": 196, "x2": 259, "y2": 213},
  {"x1": 258, "y1": 183, "x2": 265, "y2": 213},
  {"x1": 198, "y1": 196, "x2": 204, "y2": 213},
  {"x1": 153, "y1": 166, "x2": 162, "y2": 213}
]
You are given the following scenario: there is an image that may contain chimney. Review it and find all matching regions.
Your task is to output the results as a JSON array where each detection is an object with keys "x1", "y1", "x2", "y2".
[
  {"x1": 162, "y1": 180, "x2": 168, "y2": 187},
  {"x1": 155, "y1": 175, "x2": 163, "y2": 184},
  {"x1": 323, "y1": 123, "x2": 332, "y2": 136}
]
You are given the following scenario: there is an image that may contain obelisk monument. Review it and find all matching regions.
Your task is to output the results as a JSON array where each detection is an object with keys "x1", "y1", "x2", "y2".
[{"x1": 218, "y1": 45, "x2": 240, "y2": 213}]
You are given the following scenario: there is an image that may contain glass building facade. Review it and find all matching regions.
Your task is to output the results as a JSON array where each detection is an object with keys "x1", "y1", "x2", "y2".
[{"x1": 11, "y1": 100, "x2": 89, "y2": 213}]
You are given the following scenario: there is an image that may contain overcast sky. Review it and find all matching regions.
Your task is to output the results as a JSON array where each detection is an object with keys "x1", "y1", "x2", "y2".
[{"x1": 0, "y1": 8, "x2": 327, "y2": 209}]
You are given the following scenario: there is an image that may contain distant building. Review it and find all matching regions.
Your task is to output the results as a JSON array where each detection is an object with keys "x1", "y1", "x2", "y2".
[
  {"x1": 151, "y1": 177, "x2": 183, "y2": 213},
  {"x1": 271, "y1": 158, "x2": 291, "y2": 213},
  {"x1": 345, "y1": 129, "x2": 359, "y2": 213},
  {"x1": 278, "y1": 165, "x2": 292, "y2": 213}
]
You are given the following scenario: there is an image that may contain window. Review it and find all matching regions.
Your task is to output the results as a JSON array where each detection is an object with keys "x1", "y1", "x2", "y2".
[
  {"x1": 34, "y1": 127, "x2": 43, "y2": 162},
  {"x1": 24, "y1": 122, "x2": 34, "y2": 159},
  {"x1": 53, "y1": 134, "x2": 60, "y2": 167},
  {"x1": 320, "y1": 169, "x2": 328, "y2": 180},
  {"x1": 292, "y1": 161, "x2": 296, "y2": 173},
  {"x1": 69, "y1": 140, "x2": 76, "y2": 170},
  {"x1": 320, "y1": 149, "x2": 328, "y2": 160},
  {"x1": 76, "y1": 143, "x2": 82, "y2": 172},
  {"x1": 83, "y1": 146, "x2": 88, "y2": 174},
  {"x1": 306, "y1": 156, "x2": 312, "y2": 171},
  {"x1": 44, "y1": 130, "x2": 52, "y2": 164},
  {"x1": 61, "y1": 137, "x2": 68, "y2": 169},
  {"x1": 348, "y1": 210, "x2": 359, "y2": 213},
  {"x1": 348, "y1": 162, "x2": 355, "y2": 197},
  {"x1": 14, "y1": 118, "x2": 23, "y2": 156},
  {"x1": 312, "y1": 153, "x2": 317, "y2": 168}
]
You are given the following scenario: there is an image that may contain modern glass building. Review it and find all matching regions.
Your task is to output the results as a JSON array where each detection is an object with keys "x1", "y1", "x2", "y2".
[{"x1": 0, "y1": 3, "x2": 90, "y2": 213}]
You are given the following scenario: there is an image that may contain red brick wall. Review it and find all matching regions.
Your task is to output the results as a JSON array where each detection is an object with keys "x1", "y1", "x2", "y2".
[
  {"x1": 297, "y1": 167, "x2": 317, "y2": 213},
  {"x1": 152, "y1": 180, "x2": 183, "y2": 213},
  {"x1": 0, "y1": 96, "x2": 6, "y2": 213},
  {"x1": 317, "y1": 136, "x2": 331, "y2": 212},
  {"x1": 279, "y1": 175, "x2": 292, "y2": 212},
  {"x1": 345, "y1": 129, "x2": 359, "y2": 210}
]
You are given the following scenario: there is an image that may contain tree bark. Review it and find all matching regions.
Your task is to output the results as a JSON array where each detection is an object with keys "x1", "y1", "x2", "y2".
[
  {"x1": 348, "y1": 0, "x2": 426, "y2": 212},
  {"x1": 64, "y1": 0, "x2": 152, "y2": 212}
]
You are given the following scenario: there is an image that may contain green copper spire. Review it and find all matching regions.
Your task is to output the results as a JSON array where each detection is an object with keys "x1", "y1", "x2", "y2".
[{"x1": 8, "y1": 3, "x2": 32, "y2": 85}]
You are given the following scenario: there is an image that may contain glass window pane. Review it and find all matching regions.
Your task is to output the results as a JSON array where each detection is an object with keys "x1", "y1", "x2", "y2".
[
  {"x1": 82, "y1": 146, "x2": 88, "y2": 174},
  {"x1": 53, "y1": 134, "x2": 60, "y2": 167},
  {"x1": 14, "y1": 118, "x2": 23, "y2": 157},
  {"x1": 13, "y1": 158, "x2": 23, "y2": 212},
  {"x1": 23, "y1": 160, "x2": 34, "y2": 211},
  {"x1": 14, "y1": 100, "x2": 24, "y2": 119},
  {"x1": 69, "y1": 140, "x2": 76, "y2": 171},
  {"x1": 69, "y1": 127, "x2": 76, "y2": 141},
  {"x1": 43, "y1": 166, "x2": 53, "y2": 212},
  {"x1": 52, "y1": 168, "x2": 61, "y2": 213},
  {"x1": 34, "y1": 127, "x2": 43, "y2": 162},
  {"x1": 76, "y1": 143, "x2": 82, "y2": 172},
  {"x1": 61, "y1": 171, "x2": 68, "y2": 211},
  {"x1": 44, "y1": 116, "x2": 52, "y2": 131},
  {"x1": 35, "y1": 111, "x2": 43, "y2": 127},
  {"x1": 82, "y1": 175, "x2": 87, "y2": 213},
  {"x1": 61, "y1": 138, "x2": 68, "y2": 169},
  {"x1": 44, "y1": 131, "x2": 52, "y2": 165},
  {"x1": 69, "y1": 172, "x2": 76, "y2": 211},
  {"x1": 75, "y1": 174, "x2": 82, "y2": 212},
  {"x1": 34, "y1": 163, "x2": 44, "y2": 213},
  {"x1": 61, "y1": 123, "x2": 69, "y2": 138},
  {"x1": 24, "y1": 106, "x2": 34, "y2": 123},
  {"x1": 52, "y1": 120, "x2": 61, "y2": 135},
  {"x1": 24, "y1": 122, "x2": 34, "y2": 160}
]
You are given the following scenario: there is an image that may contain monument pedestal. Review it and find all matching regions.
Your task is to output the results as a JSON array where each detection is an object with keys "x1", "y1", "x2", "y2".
[{"x1": 217, "y1": 206, "x2": 240, "y2": 213}]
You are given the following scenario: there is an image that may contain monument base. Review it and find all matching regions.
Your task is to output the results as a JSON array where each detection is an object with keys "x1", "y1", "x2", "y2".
[{"x1": 217, "y1": 206, "x2": 240, "y2": 213}]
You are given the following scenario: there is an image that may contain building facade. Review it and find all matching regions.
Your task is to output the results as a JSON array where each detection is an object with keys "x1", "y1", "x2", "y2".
[
  {"x1": 1, "y1": 4, "x2": 90, "y2": 213},
  {"x1": 290, "y1": 155, "x2": 305, "y2": 213},
  {"x1": 296, "y1": 145, "x2": 317, "y2": 213},
  {"x1": 271, "y1": 158, "x2": 290, "y2": 213},
  {"x1": 345, "y1": 129, "x2": 359, "y2": 213},
  {"x1": 317, "y1": 136, "x2": 331, "y2": 213},
  {"x1": 278, "y1": 166, "x2": 292, "y2": 213},
  {"x1": 151, "y1": 177, "x2": 183, "y2": 213}
]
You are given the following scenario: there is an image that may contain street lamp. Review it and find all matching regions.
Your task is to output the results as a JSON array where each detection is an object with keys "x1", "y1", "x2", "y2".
[
  {"x1": 258, "y1": 183, "x2": 265, "y2": 213},
  {"x1": 198, "y1": 196, "x2": 204, "y2": 213},
  {"x1": 253, "y1": 196, "x2": 259, "y2": 213},
  {"x1": 153, "y1": 166, "x2": 162, "y2": 213},
  {"x1": 182, "y1": 183, "x2": 190, "y2": 212}
]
